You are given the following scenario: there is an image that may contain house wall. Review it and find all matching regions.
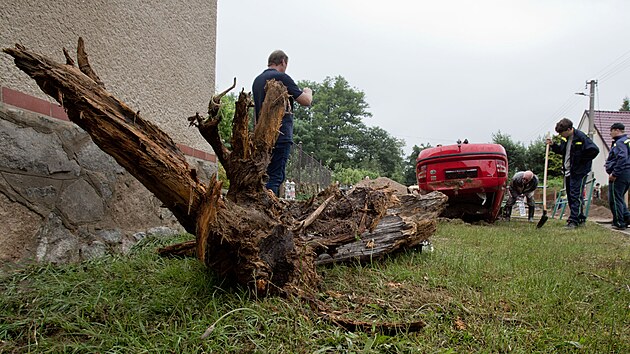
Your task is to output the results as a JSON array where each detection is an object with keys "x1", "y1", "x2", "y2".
[
  {"x1": 577, "y1": 113, "x2": 608, "y2": 186},
  {"x1": 590, "y1": 132, "x2": 609, "y2": 186},
  {"x1": 0, "y1": 1, "x2": 218, "y2": 265},
  {"x1": 1, "y1": 0, "x2": 218, "y2": 152}
]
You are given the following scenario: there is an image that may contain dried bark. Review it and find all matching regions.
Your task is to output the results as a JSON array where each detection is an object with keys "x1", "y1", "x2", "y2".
[{"x1": 3, "y1": 40, "x2": 447, "y2": 303}]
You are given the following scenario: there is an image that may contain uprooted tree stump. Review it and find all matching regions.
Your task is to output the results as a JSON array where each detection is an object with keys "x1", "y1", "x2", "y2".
[{"x1": 4, "y1": 39, "x2": 447, "y2": 330}]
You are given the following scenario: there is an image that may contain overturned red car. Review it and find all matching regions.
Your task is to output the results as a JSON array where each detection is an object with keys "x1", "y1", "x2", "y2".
[{"x1": 416, "y1": 141, "x2": 508, "y2": 222}]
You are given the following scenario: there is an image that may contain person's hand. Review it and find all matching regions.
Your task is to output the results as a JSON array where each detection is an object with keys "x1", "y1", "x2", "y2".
[
  {"x1": 303, "y1": 87, "x2": 313, "y2": 95},
  {"x1": 609, "y1": 175, "x2": 617, "y2": 182},
  {"x1": 545, "y1": 137, "x2": 553, "y2": 145}
]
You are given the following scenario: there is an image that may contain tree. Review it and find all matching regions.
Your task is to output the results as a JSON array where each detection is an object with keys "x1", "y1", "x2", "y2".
[
  {"x1": 546, "y1": 135, "x2": 565, "y2": 178},
  {"x1": 332, "y1": 165, "x2": 378, "y2": 186},
  {"x1": 352, "y1": 126, "x2": 405, "y2": 181},
  {"x1": 492, "y1": 131, "x2": 527, "y2": 176},
  {"x1": 524, "y1": 137, "x2": 546, "y2": 175},
  {"x1": 620, "y1": 97, "x2": 630, "y2": 112},
  {"x1": 404, "y1": 144, "x2": 432, "y2": 186},
  {"x1": 217, "y1": 92, "x2": 238, "y2": 149},
  {"x1": 293, "y1": 76, "x2": 407, "y2": 181},
  {"x1": 293, "y1": 76, "x2": 372, "y2": 168}
]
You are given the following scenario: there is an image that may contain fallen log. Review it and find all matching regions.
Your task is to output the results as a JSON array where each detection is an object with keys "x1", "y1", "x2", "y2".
[{"x1": 3, "y1": 40, "x2": 447, "y2": 300}]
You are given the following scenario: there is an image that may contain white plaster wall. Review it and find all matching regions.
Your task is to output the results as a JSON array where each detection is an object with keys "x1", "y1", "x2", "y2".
[
  {"x1": 591, "y1": 132, "x2": 609, "y2": 186},
  {"x1": 0, "y1": 0, "x2": 217, "y2": 152}
]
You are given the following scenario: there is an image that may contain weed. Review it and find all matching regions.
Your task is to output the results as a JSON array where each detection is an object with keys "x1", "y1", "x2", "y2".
[{"x1": 1, "y1": 220, "x2": 628, "y2": 352}]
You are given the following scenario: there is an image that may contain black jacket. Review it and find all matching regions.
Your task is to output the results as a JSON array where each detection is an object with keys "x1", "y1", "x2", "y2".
[
  {"x1": 550, "y1": 129, "x2": 599, "y2": 176},
  {"x1": 605, "y1": 134, "x2": 630, "y2": 176}
]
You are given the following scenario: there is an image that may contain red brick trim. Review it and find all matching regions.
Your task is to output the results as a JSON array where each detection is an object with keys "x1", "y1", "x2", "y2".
[
  {"x1": 2, "y1": 86, "x2": 217, "y2": 163},
  {"x1": 2, "y1": 86, "x2": 63, "y2": 118},
  {"x1": 176, "y1": 144, "x2": 217, "y2": 162}
]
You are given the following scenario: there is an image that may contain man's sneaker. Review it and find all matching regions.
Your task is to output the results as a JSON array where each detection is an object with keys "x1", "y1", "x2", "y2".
[
  {"x1": 612, "y1": 224, "x2": 627, "y2": 231},
  {"x1": 565, "y1": 222, "x2": 578, "y2": 229},
  {"x1": 528, "y1": 217, "x2": 534, "y2": 222},
  {"x1": 625, "y1": 215, "x2": 630, "y2": 225}
]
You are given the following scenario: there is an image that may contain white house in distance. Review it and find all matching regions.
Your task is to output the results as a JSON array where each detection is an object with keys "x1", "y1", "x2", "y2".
[{"x1": 577, "y1": 110, "x2": 630, "y2": 186}]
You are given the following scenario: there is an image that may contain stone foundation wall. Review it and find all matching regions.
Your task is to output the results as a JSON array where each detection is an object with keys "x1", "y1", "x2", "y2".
[{"x1": 0, "y1": 104, "x2": 216, "y2": 264}]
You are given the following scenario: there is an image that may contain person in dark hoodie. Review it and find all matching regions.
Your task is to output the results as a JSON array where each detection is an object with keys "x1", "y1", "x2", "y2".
[
  {"x1": 546, "y1": 118, "x2": 599, "y2": 229},
  {"x1": 605, "y1": 122, "x2": 630, "y2": 230},
  {"x1": 503, "y1": 170, "x2": 539, "y2": 222}
]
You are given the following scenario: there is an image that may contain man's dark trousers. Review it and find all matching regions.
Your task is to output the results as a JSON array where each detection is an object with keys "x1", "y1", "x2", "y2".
[
  {"x1": 266, "y1": 142, "x2": 292, "y2": 196},
  {"x1": 608, "y1": 171, "x2": 630, "y2": 227},
  {"x1": 566, "y1": 173, "x2": 588, "y2": 225}
]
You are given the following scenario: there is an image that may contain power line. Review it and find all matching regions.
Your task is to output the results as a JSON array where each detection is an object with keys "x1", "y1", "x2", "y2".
[
  {"x1": 591, "y1": 48, "x2": 630, "y2": 79},
  {"x1": 525, "y1": 93, "x2": 583, "y2": 141},
  {"x1": 527, "y1": 49, "x2": 630, "y2": 142},
  {"x1": 599, "y1": 55, "x2": 630, "y2": 82}
]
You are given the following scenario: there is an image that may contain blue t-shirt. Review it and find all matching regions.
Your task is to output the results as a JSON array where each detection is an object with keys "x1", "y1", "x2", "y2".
[{"x1": 252, "y1": 68, "x2": 303, "y2": 144}]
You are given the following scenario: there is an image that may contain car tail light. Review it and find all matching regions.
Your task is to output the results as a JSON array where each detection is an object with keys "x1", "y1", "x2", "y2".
[
  {"x1": 496, "y1": 160, "x2": 507, "y2": 177},
  {"x1": 417, "y1": 165, "x2": 427, "y2": 183}
]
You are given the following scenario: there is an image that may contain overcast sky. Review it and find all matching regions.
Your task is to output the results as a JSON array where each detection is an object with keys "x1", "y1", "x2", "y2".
[{"x1": 215, "y1": 0, "x2": 630, "y2": 154}]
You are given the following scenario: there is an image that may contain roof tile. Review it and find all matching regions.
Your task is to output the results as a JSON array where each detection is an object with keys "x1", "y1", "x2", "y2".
[{"x1": 592, "y1": 110, "x2": 630, "y2": 148}]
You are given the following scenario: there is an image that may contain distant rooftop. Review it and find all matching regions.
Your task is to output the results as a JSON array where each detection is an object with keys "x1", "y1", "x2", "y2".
[{"x1": 590, "y1": 110, "x2": 630, "y2": 149}]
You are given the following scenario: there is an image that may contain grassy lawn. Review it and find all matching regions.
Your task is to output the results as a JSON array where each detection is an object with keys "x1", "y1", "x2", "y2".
[{"x1": 1, "y1": 219, "x2": 629, "y2": 353}]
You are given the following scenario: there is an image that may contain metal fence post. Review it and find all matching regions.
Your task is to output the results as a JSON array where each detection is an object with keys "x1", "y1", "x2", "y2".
[{"x1": 297, "y1": 142, "x2": 302, "y2": 193}]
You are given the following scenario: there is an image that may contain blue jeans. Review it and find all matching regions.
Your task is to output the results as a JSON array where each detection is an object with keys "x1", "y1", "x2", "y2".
[
  {"x1": 566, "y1": 173, "x2": 588, "y2": 224},
  {"x1": 266, "y1": 142, "x2": 292, "y2": 196},
  {"x1": 608, "y1": 171, "x2": 630, "y2": 227}
]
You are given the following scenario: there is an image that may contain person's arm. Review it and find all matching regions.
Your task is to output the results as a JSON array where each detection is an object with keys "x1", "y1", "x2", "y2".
[
  {"x1": 281, "y1": 74, "x2": 312, "y2": 106},
  {"x1": 295, "y1": 87, "x2": 313, "y2": 106},
  {"x1": 510, "y1": 175, "x2": 523, "y2": 194},
  {"x1": 547, "y1": 136, "x2": 563, "y2": 155},
  {"x1": 613, "y1": 141, "x2": 628, "y2": 177},
  {"x1": 523, "y1": 177, "x2": 538, "y2": 194},
  {"x1": 581, "y1": 135, "x2": 599, "y2": 160}
]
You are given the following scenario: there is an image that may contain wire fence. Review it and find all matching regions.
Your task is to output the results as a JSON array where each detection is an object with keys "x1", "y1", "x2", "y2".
[{"x1": 284, "y1": 142, "x2": 333, "y2": 198}]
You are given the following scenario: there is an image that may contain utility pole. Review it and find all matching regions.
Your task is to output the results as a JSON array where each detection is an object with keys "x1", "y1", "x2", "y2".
[
  {"x1": 585, "y1": 79, "x2": 598, "y2": 215},
  {"x1": 587, "y1": 79, "x2": 597, "y2": 138}
]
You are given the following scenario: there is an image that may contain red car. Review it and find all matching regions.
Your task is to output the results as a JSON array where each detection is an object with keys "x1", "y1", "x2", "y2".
[{"x1": 416, "y1": 142, "x2": 508, "y2": 222}]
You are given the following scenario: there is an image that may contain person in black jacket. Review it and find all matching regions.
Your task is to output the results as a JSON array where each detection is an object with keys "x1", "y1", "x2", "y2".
[
  {"x1": 546, "y1": 118, "x2": 599, "y2": 229},
  {"x1": 605, "y1": 122, "x2": 630, "y2": 230}
]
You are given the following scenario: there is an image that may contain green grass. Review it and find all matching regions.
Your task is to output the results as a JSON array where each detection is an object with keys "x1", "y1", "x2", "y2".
[{"x1": 1, "y1": 220, "x2": 629, "y2": 353}]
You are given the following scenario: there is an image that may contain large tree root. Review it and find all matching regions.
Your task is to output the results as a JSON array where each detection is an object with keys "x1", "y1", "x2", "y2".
[{"x1": 4, "y1": 39, "x2": 447, "y2": 333}]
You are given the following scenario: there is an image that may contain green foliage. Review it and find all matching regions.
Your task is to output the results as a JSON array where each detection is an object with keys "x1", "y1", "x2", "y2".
[
  {"x1": 2, "y1": 222, "x2": 628, "y2": 352},
  {"x1": 294, "y1": 76, "x2": 372, "y2": 168},
  {"x1": 217, "y1": 163, "x2": 229, "y2": 189},
  {"x1": 492, "y1": 131, "x2": 527, "y2": 175},
  {"x1": 404, "y1": 144, "x2": 432, "y2": 186},
  {"x1": 293, "y1": 76, "x2": 405, "y2": 180},
  {"x1": 546, "y1": 134, "x2": 566, "y2": 178},
  {"x1": 332, "y1": 165, "x2": 379, "y2": 186},
  {"x1": 524, "y1": 137, "x2": 545, "y2": 174},
  {"x1": 217, "y1": 93, "x2": 239, "y2": 149},
  {"x1": 352, "y1": 126, "x2": 405, "y2": 181},
  {"x1": 493, "y1": 132, "x2": 564, "y2": 179},
  {"x1": 545, "y1": 176, "x2": 565, "y2": 189},
  {"x1": 620, "y1": 96, "x2": 630, "y2": 111}
]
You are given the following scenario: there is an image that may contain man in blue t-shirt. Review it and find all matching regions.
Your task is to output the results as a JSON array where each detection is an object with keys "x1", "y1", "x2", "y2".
[{"x1": 252, "y1": 50, "x2": 312, "y2": 196}]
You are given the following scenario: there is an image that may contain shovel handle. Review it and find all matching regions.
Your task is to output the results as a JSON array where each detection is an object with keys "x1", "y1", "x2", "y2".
[{"x1": 542, "y1": 139, "x2": 550, "y2": 210}]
